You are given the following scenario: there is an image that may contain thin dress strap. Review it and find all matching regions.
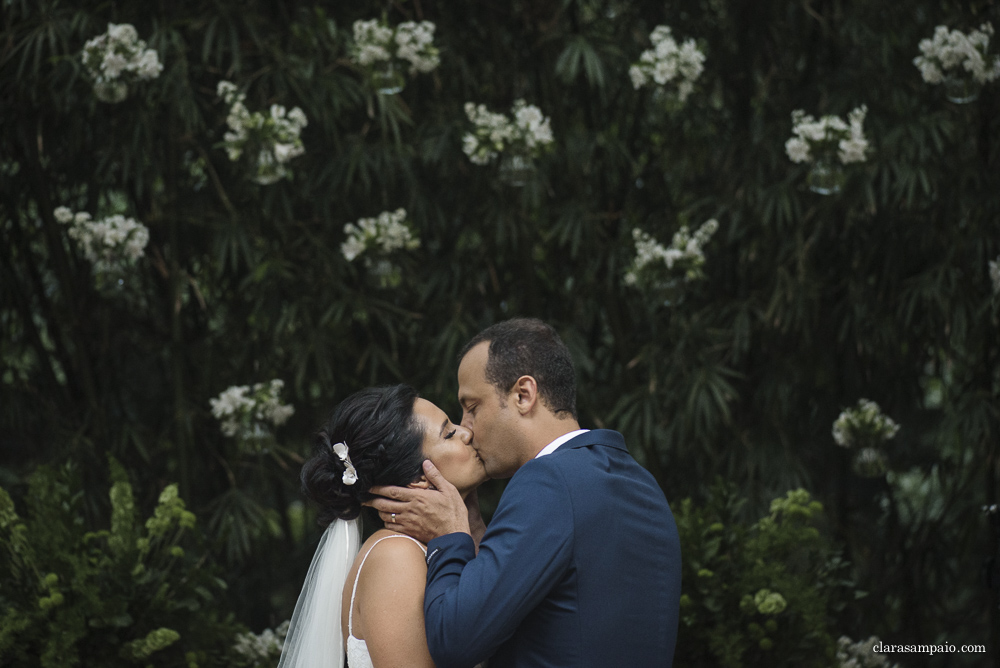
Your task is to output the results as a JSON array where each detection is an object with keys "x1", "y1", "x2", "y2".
[{"x1": 348, "y1": 534, "x2": 427, "y2": 635}]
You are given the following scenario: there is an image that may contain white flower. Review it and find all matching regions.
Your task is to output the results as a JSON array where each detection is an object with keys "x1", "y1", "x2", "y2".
[
  {"x1": 123, "y1": 226, "x2": 149, "y2": 260},
  {"x1": 917, "y1": 60, "x2": 944, "y2": 84},
  {"x1": 357, "y1": 44, "x2": 390, "y2": 66},
  {"x1": 461, "y1": 133, "x2": 490, "y2": 164},
  {"x1": 59, "y1": 207, "x2": 150, "y2": 267},
  {"x1": 341, "y1": 209, "x2": 420, "y2": 285},
  {"x1": 210, "y1": 380, "x2": 294, "y2": 443},
  {"x1": 625, "y1": 218, "x2": 719, "y2": 289},
  {"x1": 342, "y1": 209, "x2": 419, "y2": 260},
  {"x1": 785, "y1": 137, "x2": 811, "y2": 163},
  {"x1": 630, "y1": 25, "x2": 705, "y2": 102},
  {"x1": 252, "y1": 150, "x2": 284, "y2": 185},
  {"x1": 232, "y1": 622, "x2": 290, "y2": 662},
  {"x1": 80, "y1": 23, "x2": 161, "y2": 103},
  {"x1": 107, "y1": 23, "x2": 138, "y2": 45},
  {"x1": 836, "y1": 635, "x2": 899, "y2": 668},
  {"x1": 513, "y1": 100, "x2": 554, "y2": 149},
  {"x1": 351, "y1": 18, "x2": 439, "y2": 77},
  {"x1": 787, "y1": 106, "x2": 869, "y2": 166},
  {"x1": 216, "y1": 80, "x2": 239, "y2": 104},
  {"x1": 838, "y1": 137, "x2": 868, "y2": 164},
  {"x1": 216, "y1": 83, "x2": 307, "y2": 185},
  {"x1": 832, "y1": 399, "x2": 900, "y2": 449},
  {"x1": 254, "y1": 380, "x2": 295, "y2": 426},
  {"x1": 287, "y1": 107, "x2": 308, "y2": 130},
  {"x1": 652, "y1": 59, "x2": 678, "y2": 85},
  {"x1": 650, "y1": 26, "x2": 673, "y2": 45},
  {"x1": 272, "y1": 143, "x2": 297, "y2": 163},
  {"x1": 798, "y1": 120, "x2": 828, "y2": 143},
  {"x1": 353, "y1": 19, "x2": 393, "y2": 50},
  {"x1": 135, "y1": 49, "x2": 163, "y2": 80},
  {"x1": 210, "y1": 385, "x2": 253, "y2": 419},
  {"x1": 914, "y1": 23, "x2": 1000, "y2": 85},
  {"x1": 628, "y1": 65, "x2": 647, "y2": 89},
  {"x1": 341, "y1": 234, "x2": 366, "y2": 262},
  {"x1": 102, "y1": 52, "x2": 128, "y2": 78},
  {"x1": 53, "y1": 207, "x2": 74, "y2": 223},
  {"x1": 395, "y1": 21, "x2": 440, "y2": 74},
  {"x1": 463, "y1": 100, "x2": 553, "y2": 166}
]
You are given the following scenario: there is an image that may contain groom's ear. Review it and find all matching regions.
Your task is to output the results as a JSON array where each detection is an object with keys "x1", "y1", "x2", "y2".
[
  {"x1": 512, "y1": 375, "x2": 539, "y2": 416},
  {"x1": 408, "y1": 477, "x2": 431, "y2": 490}
]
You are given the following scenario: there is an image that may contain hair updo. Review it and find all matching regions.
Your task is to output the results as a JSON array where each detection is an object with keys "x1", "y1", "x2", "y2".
[{"x1": 301, "y1": 384, "x2": 425, "y2": 526}]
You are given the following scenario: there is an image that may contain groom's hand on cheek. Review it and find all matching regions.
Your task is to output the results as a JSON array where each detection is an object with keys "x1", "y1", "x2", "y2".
[{"x1": 366, "y1": 460, "x2": 470, "y2": 544}]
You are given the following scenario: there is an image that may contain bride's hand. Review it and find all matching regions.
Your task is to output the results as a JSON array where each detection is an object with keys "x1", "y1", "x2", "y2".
[{"x1": 367, "y1": 461, "x2": 470, "y2": 543}]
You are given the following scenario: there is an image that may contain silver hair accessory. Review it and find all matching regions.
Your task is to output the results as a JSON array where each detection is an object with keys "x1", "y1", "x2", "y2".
[{"x1": 332, "y1": 442, "x2": 358, "y2": 485}]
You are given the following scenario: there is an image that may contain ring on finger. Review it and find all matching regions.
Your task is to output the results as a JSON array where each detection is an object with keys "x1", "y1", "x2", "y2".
[{"x1": 391, "y1": 513, "x2": 396, "y2": 523}]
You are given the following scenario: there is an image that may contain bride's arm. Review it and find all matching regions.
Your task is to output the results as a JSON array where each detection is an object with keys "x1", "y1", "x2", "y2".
[{"x1": 355, "y1": 538, "x2": 437, "y2": 668}]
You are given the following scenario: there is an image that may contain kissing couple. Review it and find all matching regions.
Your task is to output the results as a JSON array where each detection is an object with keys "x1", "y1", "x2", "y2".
[{"x1": 276, "y1": 318, "x2": 682, "y2": 668}]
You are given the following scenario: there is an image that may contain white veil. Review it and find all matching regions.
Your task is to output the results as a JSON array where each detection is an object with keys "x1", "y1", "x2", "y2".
[{"x1": 277, "y1": 518, "x2": 361, "y2": 668}]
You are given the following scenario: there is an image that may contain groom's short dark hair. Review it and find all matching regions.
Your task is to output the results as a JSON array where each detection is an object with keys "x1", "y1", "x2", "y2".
[{"x1": 459, "y1": 318, "x2": 578, "y2": 420}]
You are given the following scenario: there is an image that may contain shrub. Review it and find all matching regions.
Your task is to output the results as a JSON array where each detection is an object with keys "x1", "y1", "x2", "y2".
[
  {"x1": 673, "y1": 483, "x2": 857, "y2": 667},
  {"x1": 0, "y1": 459, "x2": 244, "y2": 667}
]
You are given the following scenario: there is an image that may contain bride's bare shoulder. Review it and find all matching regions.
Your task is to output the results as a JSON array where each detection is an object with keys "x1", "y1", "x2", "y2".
[
  {"x1": 351, "y1": 530, "x2": 435, "y2": 666},
  {"x1": 354, "y1": 530, "x2": 427, "y2": 619},
  {"x1": 358, "y1": 530, "x2": 427, "y2": 573}
]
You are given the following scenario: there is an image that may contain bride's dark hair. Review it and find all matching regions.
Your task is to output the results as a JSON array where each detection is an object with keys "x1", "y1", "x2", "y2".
[{"x1": 301, "y1": 384, "x2": 425, "y2": 526}]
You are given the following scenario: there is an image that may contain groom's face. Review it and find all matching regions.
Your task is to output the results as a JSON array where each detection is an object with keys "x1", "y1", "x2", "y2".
[{"x1": 457, "y1": 341, "x2": 520, "y2": 478}]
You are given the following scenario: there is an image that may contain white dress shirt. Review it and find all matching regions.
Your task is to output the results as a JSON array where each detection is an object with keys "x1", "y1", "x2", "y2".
[{"x1": 534, "y1": 429, "x2": 590, "y2": 458}]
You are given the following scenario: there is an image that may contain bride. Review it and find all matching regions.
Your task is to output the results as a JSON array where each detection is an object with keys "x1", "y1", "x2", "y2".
[{"x1": 277, "y1": 384, "x2": 488, "y2": 668}]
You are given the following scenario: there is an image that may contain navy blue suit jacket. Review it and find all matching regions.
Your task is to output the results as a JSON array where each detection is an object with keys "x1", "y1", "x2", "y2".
[{"x1": 424, "y1": 429, "x2": 681, "y2": 667}]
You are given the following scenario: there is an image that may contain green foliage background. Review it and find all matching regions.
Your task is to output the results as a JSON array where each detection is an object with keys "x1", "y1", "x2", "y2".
[
  {"x1": 2, "y1": 0, "x2": 998, "y2": 665},
  {"x1": 0, "y1": 460, "x2": 242, "y2": 667}
]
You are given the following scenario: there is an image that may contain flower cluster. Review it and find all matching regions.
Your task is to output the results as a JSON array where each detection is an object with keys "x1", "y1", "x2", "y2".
[
  {"x1": 785, "y1": 106, "x2": 869, "y2": 165},
  {"x1": 832, "y1": 399, "x2": 900, "y2": 449},
  {"x1": 768, "y1": 488, "x2": 824, "y2": 521},
  {"x1": 913, "y1": 23, "x2": 1000, "y2": 85},
  {"x1": 81, "y1": 23, "x2": 163, "y2": 103},
  {"x1": 143, "y1": 484, "x2": 196, "y2": 544},
  {"x1": 394, "y1": 22, "x2": 440, "y2": 74},
  {"x1": 628, "y1": 25, "x2": 706, "y2": 102},
  {"x1": 232, "y1": 621, "x2": 289, "y2": 666},
  {"x1": 54, "y1": 206, "x2": 149, "y2": 268},
  {"x1": 217, "y1": 81, "x2": 308, "y2": 185},
  {"x1": 989, "y1": 256, "x2": 1000, "y2": 295},
  {"x1": 624, "y1": 218, "x2": 719, "y2": 288},
  {"x1": 836, "y1": 636, "x2": 900, "y2": 668},
  {"x1": 752, "y1": 589, "x2": 788, "y2": 615},
  {"x1": 462, "y1": 100, "x2": 554, "y2": 166},
  {"x1": 209, "y1": 379, "x2": 295, "y2": 446},
  {"x1": 833, "y1": 399, "x2": 900, "y2": 478},
  {"x1": 341, "y1": 208, "x2": 420, "y2": 287},
  {"x1": 351, "y1": 19, "x2": 440, "y2": 83}
]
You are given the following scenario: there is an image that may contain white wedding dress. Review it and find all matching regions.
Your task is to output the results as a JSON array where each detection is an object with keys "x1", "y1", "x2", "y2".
[{"x1": 346, "y1": 534, "x2": 426, "y2": 668}]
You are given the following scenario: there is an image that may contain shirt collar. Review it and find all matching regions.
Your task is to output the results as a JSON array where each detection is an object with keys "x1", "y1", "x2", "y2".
[{"x1": 534, "y1": 429, "x2": 590, "y2": 458}]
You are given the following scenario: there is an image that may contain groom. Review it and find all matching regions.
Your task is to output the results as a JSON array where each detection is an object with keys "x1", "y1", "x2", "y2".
[{"x1": 369, "y1": 318, "x2": 682, "y2": 667}]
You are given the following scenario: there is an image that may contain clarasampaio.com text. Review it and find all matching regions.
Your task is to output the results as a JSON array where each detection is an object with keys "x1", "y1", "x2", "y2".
[{"x1": 874, "y1": 642, "x2": 986, "y2": 656}]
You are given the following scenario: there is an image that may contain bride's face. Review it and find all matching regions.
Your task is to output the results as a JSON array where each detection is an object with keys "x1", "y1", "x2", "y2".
[{"x1": 412, "y1": 398, "x2": 488, "y2": 496}]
